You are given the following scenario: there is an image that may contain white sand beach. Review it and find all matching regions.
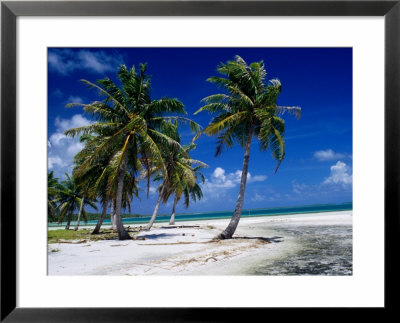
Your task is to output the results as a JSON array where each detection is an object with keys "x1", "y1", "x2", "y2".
[{"x1": 48, "y1": 211, "x2": 352, "y2": 276}]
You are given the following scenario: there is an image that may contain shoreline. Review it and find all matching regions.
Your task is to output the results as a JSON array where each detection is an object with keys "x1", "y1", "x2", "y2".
[
  {"x1": 48, "y1": 210, "x2": 352, "y2": 275},
  {"x1": 48, "y1": 209, "x2": 352, "y2": 230}
]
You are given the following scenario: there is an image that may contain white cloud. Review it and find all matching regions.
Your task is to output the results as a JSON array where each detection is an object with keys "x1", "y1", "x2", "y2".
[
  {"x1": 314, "y1": 149, "x2": 345, "y2": 161},
  {"x1": 77, "y1": 50, "x2": 120, "y2": 74},
  {"x1": 202, "y1": 167, "x2": 267, "y2": 193},
  {"x1": 251, "y1": 193, "x2": 265, "y2": 202},
  {"x1": 49, "y1": 114, "x2": 91, "y2": 150},
  {"x1": 54, "y1": 114, "x2": 91, "y2": 132},
  {"x1": 48, "y1": 49, "x2": 124, "y2": 75},
  {"x1": 208, "y1": 167, "x2": 236, "y2": 189},
  {"x1": 323, "y1": 161, "x2": 353, "y2": 186},
  {"x1": 48, "y1": 156, "x2": 66, "y2": 169},
  {"x1": 251, "y1": 175, "x2": 268, "y2": 182},
  {"x1": 48, "y1": 49, "x2": 76, "y2": 75},
  {"x1": 49, "y1": 132, "x2": 67, "y2": 147},
  {"x1": 288, "y1": 161, "x2": 353, "y2": 202},
  {"x1": 292, "y1": 180, "x2": 310, "y2": 195},
  {"x1": 149, "y1": 186, "x2": 157, "y2": 194},
  {"x1": 268, "y1": 193, "x2": 282, "y2": 202},
  {"x1": 48, "y1": 114, "x2": 92, "y2": 177},
  {"x1": 67, "y1": 142, "x2": 85, "y2": 156},
  {"x1": 67, "y1": 96, "x2": 84, "y2": 104}
]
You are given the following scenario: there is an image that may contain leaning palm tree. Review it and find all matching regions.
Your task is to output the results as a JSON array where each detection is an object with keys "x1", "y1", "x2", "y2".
[
  {"x1": 145, "y1": 123, "x2": 206, "y2": 231},
  {"x1": 167, "y1": 144, "x2": 206, "y2": 225},
  {"x1": 194, "y1": 55, "x2": 301, "y2": 239},
  {"x1": 65, "y1": 64, "x2": 199, "y2": 240},
  {"x1": 55, "y1": 173, "x2": 98, "y2": 230},
  {"x1": 169, "y1": 168, "x2": 205, "y2": 225}
]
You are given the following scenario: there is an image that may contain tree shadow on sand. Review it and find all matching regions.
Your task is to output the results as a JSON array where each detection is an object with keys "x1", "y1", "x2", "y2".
[
  {"x1": 231, "y1": 236, "x2": 284, "y2": 243},
  {"x1": 136, "y1": 233, "x2": 182, "y2": 240}
]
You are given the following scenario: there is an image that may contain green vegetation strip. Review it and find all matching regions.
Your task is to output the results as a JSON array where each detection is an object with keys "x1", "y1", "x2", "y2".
[{"x1": 48, "y1": 228, "x2": 140, "y2": 243}]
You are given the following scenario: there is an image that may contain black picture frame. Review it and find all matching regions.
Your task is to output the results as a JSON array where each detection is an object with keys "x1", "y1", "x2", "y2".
[{"x1": 1, "y1": 1, "x2": 399, "y2": 321}]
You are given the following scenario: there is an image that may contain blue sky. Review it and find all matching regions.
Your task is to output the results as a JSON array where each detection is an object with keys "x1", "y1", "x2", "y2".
[{"x1": 48, "y1": 47, "x2": 352, "y2": 215}]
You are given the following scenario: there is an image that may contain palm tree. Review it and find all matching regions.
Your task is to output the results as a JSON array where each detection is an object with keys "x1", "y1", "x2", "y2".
[
  {"x1": 72, "y1": 135, "x2": 139, "y2": 234},
  {"x1": 145, "y1": 123, "x2": 206, "y2": 231},
  {"x1": 169, "y1": 167, "x2": 204, "y2": 225},
  {"x1": 71, "y1": 135, "x2": 108, "y2": 233},
  {"x1": 91, "y1": 176, "x2": 138, "y2": 234},
  {"x1": 48, "y1": 171, "x2": 61, "y2": 222},
  {"x1": 167, "y1": 144, "x2": 206, "y2": 225},
  {"x1": 195, "y1": 55, "x2": 301, "y2": 239},
  {"x1": 55, "y1": 173, "x2": 98, "y2": 230},
  {"x1": 91, "y1": 179, "x2": 138, "y2": 235},
  {"x1": 65, "y1": 64, "x2": 199, "y2": 240}
]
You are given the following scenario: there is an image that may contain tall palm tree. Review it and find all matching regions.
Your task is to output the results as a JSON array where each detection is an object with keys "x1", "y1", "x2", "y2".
[
  {"x1": 65, "y1": 64, "x2": 199, "y2": 240},
  {"x1": 145, "y1": 123, "x2": 206, "y2": 231},
  {"x1": 195, "y1": 55, "x2": 301, "y2": 239},
  {"x1": 90, "y1": 178, "x2": 138, "y2": 234},
  {"x1": 55, "y1": 173, "x2": 98, "y2": 230},
  {"x1": 92, "y1": 176, "x2": 138, "y2": 234}
]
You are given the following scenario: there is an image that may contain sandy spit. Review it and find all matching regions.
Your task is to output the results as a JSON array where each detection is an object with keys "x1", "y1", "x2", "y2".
[{"x1": 48, "y1": 211, "x2": 352, "y2": 275}]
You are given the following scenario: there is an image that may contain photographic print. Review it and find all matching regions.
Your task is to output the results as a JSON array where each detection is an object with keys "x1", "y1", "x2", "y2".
[{"x1": 47, "y1": 47, "x2": 352, "y2": 276}]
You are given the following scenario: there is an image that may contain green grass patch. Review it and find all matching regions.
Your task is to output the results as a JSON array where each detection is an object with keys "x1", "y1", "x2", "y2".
[
  {"x1": 48, "y1": 228, "x2": 141, "y2": 243},
  {"x1": 48, "y1": 229, "x2": 89, "y2": 243}
]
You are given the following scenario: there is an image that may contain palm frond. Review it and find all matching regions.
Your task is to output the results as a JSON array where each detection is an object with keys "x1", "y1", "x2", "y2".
[
  {"x1": 80, "y1": 79, "x2": 130, "y2": 117},
  {"x1": 202, "y1": 111, "x2": 247, "y2": 137},
  {"x1": 277, "y1": 106, "x2": 302, "y2": 119},
  {"x1": 148, "y1": 98, "x2": 185, "y2": 115},
  {"x1": 64, "y1": 123, "x2": 121, "y2": 138},
  {"x1": 151, "y1": 116, "x2": 201, "y2": 133}
]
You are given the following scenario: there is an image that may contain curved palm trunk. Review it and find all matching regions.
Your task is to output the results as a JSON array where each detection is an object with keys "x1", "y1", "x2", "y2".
[
  {"x1": 65, "y1": 213, "x2": 72, "y2": 230},
  {"x1": 218, "y1": 125, "x2": 254, "y2": 239},
  {"x1": 110, "y1": 202, "x2": 116, "y2": 230},
  {"x1": 92, "y1": 199, "x2": 109, "y2": 235},
  {"x1": 145, "y1": 185, "x2": 165, "y2": 231},
  {"x1": 169, "y1": 194, "x2": 179, "y2": 225},
  {"x1": 74, "y1": 196, "x2": 85, "y2": 231},
  {"x1": 115, "y1": 154, "x2": 131, "y2": 240}
]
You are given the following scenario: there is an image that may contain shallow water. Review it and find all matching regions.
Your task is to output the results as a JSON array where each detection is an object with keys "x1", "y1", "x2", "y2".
[
  {"x1": 48, "y1": 202, "x2": 352, "y2": 227},
  {"x1": 248, "y1": 224, "x2": 352, "y2": 276}
]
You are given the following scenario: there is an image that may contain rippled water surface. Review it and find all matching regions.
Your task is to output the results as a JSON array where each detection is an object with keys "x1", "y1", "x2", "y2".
[{"x1": 249, "y1": 224, "x2": 352, "y2": 276}]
